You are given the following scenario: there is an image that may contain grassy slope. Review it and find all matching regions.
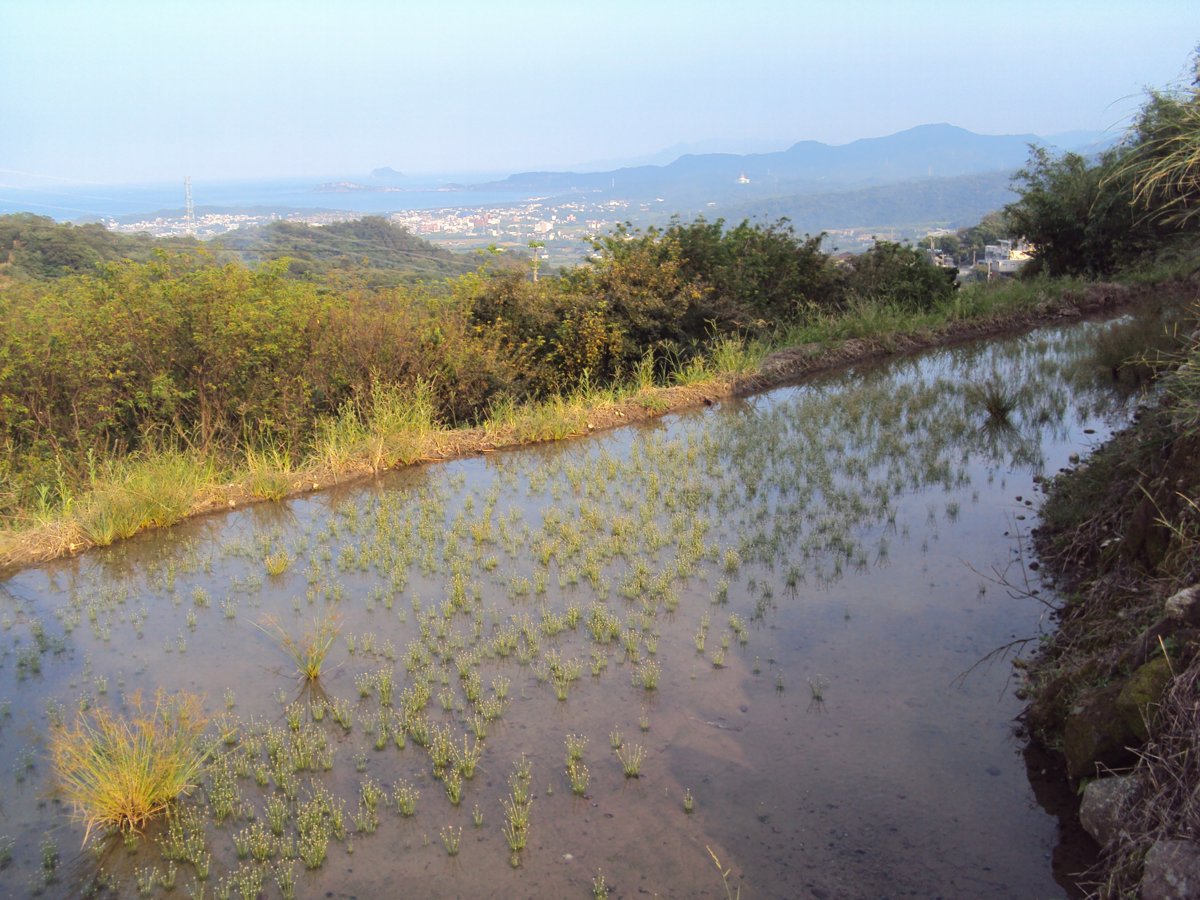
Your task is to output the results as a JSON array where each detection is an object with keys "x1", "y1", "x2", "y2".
[{"x1": 1026, "y1": 292, "x2": 1200, "y2": 896}]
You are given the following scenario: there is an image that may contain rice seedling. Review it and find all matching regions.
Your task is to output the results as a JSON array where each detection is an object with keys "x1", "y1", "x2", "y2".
[
  {"x1": 808, "y1": 675, "x2": 829, "y2": 702},
  {"x1": 393, "y1": 779, "x2": 419, "y2": 817},
  {"x1": 329, "y1": 698, "x2": 353, "y2": 732},
  {"x1": 491, "y1": 675, "x2": 510, "y2": 701},
  {"x1": 684, "y1": 789, "x2": 694, "y2": 813},
  {"x1": 354, "y1": 672, "x2": 374, "y2": 699},
  {"x1": 453, "y1": 734, "x2": 482, "y2": 779},
  {"x1": 40, "y1": 836, "x2": 59, "y2": 884},
  {"x1": 472, "y1": 803, "x2": 484, "y2": 827},
  {"x1": 617, "y1": 742, "x2": 645, "y2": 777},
  {"x1": 256, "y1": 612, "x2": 342, "y2": 681},
  {"x1": 135, "y1": 864, "x2": 158, "y2": 896},
  {"x1": 285, "y1": 703, "x2": 303, "y2": 732},
  {"x1": 440, "y1": 825, "x2": 462, "y2": 856},
  {"x1": 444, "y1": 768, "x2": 464, "y2": 805},
  {"x1": 565, "y1": 733, "x2": 588, "y2": 764},
  {"x1": 266, "y1": 795, "x2": 289, "y2": 837},
  {"x1": 274, "y1": 860, "x2": 298, "y2": 900},
  {"x1": 567, "y1": 759, "x2": 590, "y2": 795},
  {"x1": 593, "y1": 870, "x2": 609, "y2": 898},
  {"x1": 376, "y1": 668, "x2": 395, "y2": 707},
  {"x1": 296, "y1": 784, "x2": 345, "y2": 870}
]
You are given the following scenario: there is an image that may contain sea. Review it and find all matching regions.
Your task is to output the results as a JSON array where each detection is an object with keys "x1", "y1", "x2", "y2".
[{"x1": 0, "y1": 175, "x2": 534, "y2": 223}]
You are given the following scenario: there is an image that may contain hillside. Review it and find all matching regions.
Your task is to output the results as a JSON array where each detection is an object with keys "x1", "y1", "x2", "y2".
[
  {"x1": 0, "y1": 213, "x2": 194, "y2": 280},
  {"x1": 213, "y1": 216, "x2": 478, "y2": 285}
]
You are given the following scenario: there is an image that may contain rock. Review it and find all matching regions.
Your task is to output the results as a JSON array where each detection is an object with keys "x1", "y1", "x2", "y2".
[
  {"x1": 1063, "y1": 682, "x2": 1139, "y2": 779},
  {"x1": 1116, "y1": 656, "x2": 1174, "y2": 742},
  {"x1": 1140, "y1": 839, "x2": 1200, "y2": 900},
  {"x1": 1164, "y1": 585, "x2": 1200, "y2": 624},
  {"x1": 1078, "y1": 774, "x2": 1138, "y2": 847}
]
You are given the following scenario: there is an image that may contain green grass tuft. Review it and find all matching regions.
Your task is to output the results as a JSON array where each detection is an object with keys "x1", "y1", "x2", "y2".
[{"x1": 51, "y1": 692, "x2": 213, "y2": 842}]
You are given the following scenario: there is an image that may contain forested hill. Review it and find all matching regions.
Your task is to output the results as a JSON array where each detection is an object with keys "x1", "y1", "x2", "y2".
[
  {"x1": 213, "y1": 217, "x2": 478, "y2": 285},
  {"x1": 0, "y1": 213, "x2": 194, "y2": 279},
  {"x1": 0, "y1": 214, "x2": 478, "y2": 287}
]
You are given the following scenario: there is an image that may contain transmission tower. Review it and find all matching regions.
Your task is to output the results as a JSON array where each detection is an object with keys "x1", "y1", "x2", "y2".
[{"x1": 184, "y1": 176, "x2": 195, "y2": 236}]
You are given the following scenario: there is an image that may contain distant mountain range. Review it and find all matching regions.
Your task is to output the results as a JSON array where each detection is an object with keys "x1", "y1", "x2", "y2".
[{"x1": 445, "y1": 123, "x2": 1118, "y2": 228}]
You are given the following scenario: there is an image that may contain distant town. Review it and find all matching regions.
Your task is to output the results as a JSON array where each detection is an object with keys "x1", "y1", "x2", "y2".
[{"x1": 105, "y1": 197, "x2": 916, "y2": 267}]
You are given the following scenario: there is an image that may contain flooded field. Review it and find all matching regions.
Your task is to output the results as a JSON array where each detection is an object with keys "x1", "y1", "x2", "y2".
[{"x1": 0, "y1": 320, "x2": 1138, "y2": 898}]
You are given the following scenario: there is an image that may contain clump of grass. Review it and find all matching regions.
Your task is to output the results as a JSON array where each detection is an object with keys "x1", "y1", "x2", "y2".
[
  {"x1": 79, "y1": 449, "x2": 211, "y2": 546},
  {"x1": 364, "y1": 376, "x2": 440, "y2": 470},
  {"x1": 256, "y1": 612, "x2": 341, "y2": 681},
  {"x1": 967, "y1": 377, "x2": 1018, "y2": 426},
  {"x1": 50, "y1": 692, "x2": 212, "y2": 842},
  {"x1": 243, "y1": 444, "x2": 294, "y2": 501},
  {"x1": 264, "y1": 548, "x2": 292, "y2": 577}
]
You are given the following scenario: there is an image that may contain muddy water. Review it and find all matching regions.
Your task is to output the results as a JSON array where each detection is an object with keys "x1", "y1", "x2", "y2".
[{"x1": 0, "y1": 321, "x2": 1134, "y2": 898}]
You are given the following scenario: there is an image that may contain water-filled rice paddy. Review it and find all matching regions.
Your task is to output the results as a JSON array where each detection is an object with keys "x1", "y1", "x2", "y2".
[{"x1": 0, "y1": 319, "x2": 1135, "y2": 898}]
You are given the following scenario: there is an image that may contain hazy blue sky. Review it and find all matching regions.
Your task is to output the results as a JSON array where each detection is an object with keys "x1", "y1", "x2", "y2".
[{"x1": 1, "y1": 0, "x2": 1196, "y2": 185}]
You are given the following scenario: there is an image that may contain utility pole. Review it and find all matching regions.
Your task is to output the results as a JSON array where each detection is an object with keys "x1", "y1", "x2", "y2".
[{"x1": 184, "y1": 176, "x2": 195, "y2": 236}]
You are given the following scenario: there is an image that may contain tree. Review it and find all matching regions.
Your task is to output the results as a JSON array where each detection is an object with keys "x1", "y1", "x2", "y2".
[
  {"x1": 1005, "y1": 49, "x2": 1200, "y2": 277},
  {"x1": 844, "y1": 241, "x2": 956, "y2": 311},
  {"x1": 1115, "y1": 58, "x2": 1200, "y2": 231}
]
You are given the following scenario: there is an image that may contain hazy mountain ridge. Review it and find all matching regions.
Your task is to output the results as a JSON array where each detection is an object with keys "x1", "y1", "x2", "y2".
[{"x1": 467, "y1": 124, "x2": 1045, "y2": 199}]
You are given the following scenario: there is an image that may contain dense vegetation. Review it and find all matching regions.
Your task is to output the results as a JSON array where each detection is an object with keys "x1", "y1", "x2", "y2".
[
  {"x1": 1002, "y1": 74, "x2": 1200, "y2": 277},
  {"x1": 0, "y1": 213, "x2": 193, "y2": 280},
  {"x1": 0, "y1": 212, "x2": 964, "y2": 525}
]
